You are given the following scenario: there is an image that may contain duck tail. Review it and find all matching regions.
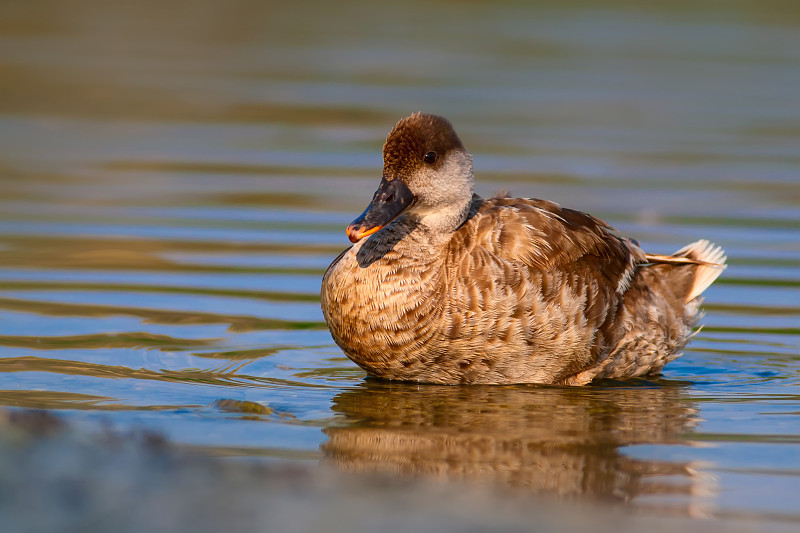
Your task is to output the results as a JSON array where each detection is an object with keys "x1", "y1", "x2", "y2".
[{"x1": 645, "y1": 239, "x2": 727, "y2": 302}]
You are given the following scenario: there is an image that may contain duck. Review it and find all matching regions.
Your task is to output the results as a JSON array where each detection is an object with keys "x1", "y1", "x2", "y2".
[{"x1": 321, "y1": 112, "x2": 726, "y2": 385}]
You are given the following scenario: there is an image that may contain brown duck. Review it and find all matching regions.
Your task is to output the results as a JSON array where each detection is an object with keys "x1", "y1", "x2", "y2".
[{"x1": 321, "y1": 113, "x2": 726, "y2": 385}]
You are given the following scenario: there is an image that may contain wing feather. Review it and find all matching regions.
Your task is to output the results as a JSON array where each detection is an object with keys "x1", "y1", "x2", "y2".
[{"x1": 450, "y1": 196, "x2": 646, "y2": 294}]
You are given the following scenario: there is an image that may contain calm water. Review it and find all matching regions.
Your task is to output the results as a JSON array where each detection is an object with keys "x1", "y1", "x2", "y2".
[{"x1": 1, "y1": 0, "x2": 799, "y2": 525}]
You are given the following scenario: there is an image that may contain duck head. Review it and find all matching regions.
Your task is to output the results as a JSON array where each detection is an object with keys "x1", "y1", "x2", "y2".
[{"x1": 346, "y1": 113, "x2": 474, "y2": 243}]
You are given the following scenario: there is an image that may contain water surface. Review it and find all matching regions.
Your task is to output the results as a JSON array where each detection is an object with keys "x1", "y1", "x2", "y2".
[{"x1": 0, "y1": 0, "x2": 799, "y2": 526}]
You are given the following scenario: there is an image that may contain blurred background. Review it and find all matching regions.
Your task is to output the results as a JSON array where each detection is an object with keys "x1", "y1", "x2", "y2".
[{"x1": 0, "y1": 0, "x2": 799, "y2": 527}]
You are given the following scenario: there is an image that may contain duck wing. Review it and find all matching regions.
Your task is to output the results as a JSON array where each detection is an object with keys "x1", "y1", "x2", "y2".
[
  {"x1": 451, "y1": 196, "x2": 647, "y2": 294},
  {"x1": 440, "y1": 196, "x2": 646, "y2": 383}
]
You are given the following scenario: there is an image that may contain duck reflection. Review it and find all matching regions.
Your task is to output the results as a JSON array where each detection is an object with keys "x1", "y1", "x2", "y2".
[{"x1": 323, "y1": 380, "x2": 703, "y2": 502}]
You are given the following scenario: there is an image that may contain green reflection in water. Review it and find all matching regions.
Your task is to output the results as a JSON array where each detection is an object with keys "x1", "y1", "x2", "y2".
[{"x1": 0, "y1": 297, "x2": 326, "y2": 331}]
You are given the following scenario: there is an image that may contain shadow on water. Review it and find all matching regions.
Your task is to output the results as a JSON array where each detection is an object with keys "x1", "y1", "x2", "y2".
[{"x1": 323, "y1": 379, "x2": 701, "y2": 502}]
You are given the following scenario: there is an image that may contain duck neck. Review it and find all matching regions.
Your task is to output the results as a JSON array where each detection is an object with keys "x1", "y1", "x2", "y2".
[{"x1": 405, "y1": 202, "x2": 471, "y2": 248}]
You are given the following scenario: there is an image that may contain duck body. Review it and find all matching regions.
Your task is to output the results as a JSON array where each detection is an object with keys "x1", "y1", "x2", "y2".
[{"x1": 321, "y1": 113, "x2": 726, "y2": 385}]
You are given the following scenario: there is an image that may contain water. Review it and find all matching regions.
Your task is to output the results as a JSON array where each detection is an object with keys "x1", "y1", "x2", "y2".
[{"x1": 1, "y1": 0, "x2": 799, "y2": 526}]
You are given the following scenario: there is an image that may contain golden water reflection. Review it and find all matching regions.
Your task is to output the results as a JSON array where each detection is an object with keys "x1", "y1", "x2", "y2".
[{"x1": 324, "y1": 381, "x2": 702, "y2": 502}]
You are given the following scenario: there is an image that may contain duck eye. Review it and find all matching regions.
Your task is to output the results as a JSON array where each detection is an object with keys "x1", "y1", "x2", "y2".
[{"x1": 423, "y1": 151, "x2": 437, "y2": 164}]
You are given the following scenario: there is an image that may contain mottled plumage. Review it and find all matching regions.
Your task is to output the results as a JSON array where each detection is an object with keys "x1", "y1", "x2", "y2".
[{"x1": 321, "y1": 113, "x2": 726, "y2": 385}]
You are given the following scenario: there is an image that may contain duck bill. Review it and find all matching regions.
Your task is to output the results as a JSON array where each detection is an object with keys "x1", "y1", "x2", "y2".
[{"x1": 346, "y1": 177, "x2": 415, "y2": 243}]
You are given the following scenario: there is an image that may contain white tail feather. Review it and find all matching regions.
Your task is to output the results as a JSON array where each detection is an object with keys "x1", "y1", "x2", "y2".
[{"x1": 674, "y1": 239, "x2": 727, "y2": 301}]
